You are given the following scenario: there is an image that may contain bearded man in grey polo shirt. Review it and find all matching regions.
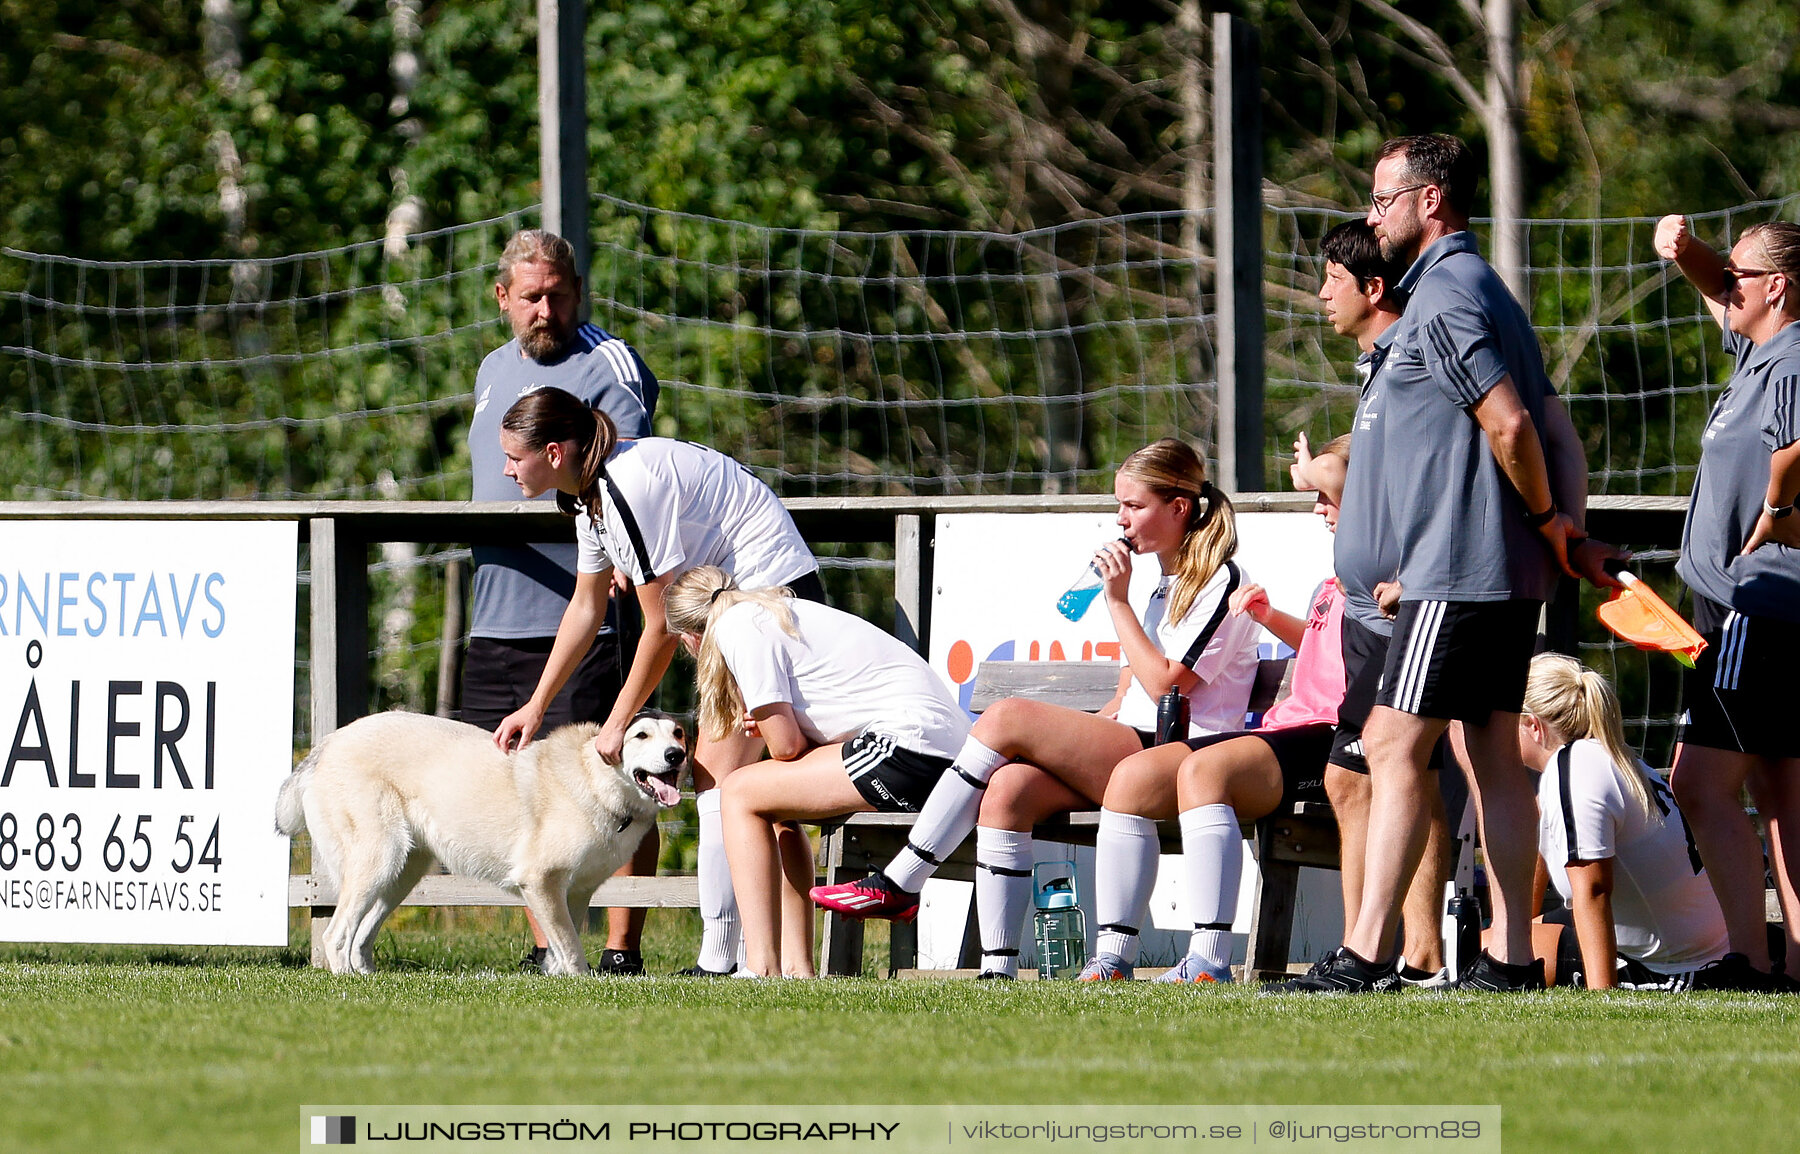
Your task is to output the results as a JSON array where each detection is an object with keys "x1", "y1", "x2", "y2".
[
  {"x1": 1274, "y1": 135, "x2": 1618, "y2": 994},
  {"x1": 465, "y1": 228, "x2": 661, "y2": 974}
]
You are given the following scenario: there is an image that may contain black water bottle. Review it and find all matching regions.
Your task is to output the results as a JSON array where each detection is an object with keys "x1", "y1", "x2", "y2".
[
  {"x1": 1155, "y1": 690, "x2": 1189, "y2": 744},
  {"x1": 1443, "y1": 885, "x2": 1482, "y2": 980}
]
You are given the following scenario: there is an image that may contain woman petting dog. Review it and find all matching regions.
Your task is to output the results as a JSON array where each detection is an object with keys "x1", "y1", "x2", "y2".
[
  {"x1": 491, "y1": 386, "x2": 823, "y2": 976},
  {"x1": 811, "y1": 438, "x2": 1261, "y2": 980},
  {"x1": 663, "y1": 566, "x2": 971, "y2": 978}
]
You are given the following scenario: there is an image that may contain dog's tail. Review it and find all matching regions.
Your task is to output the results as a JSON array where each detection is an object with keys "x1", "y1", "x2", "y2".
[{"x1": 274, "y1": 746, "x2": 320, "y2": 836}]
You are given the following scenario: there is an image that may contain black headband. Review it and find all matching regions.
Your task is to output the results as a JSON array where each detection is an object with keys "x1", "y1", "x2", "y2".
[{"x1": 1192, "y1": 480, "x2": 1219, "y2": 525}]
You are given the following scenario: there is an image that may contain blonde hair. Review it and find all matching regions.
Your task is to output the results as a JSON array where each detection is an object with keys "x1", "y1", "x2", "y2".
[
  {"x1": 1522, "y1": 653, "x2": 1656, "y2": 822},
  {"x1": 497, "y1": 228, "x2": 578, "y2": 288},
  {"x1": 1117, "y1": 439, "x2": 1238, "y2": 624},
  {"x1": 1740, "y1": 221, "x2": 1800, "y2": 320},
  {"x1": 1302, "y1": 434, "x2": 1353, "y2": 501},
  {"x1": 665, "y1": 566, "x2": 799, "y2": 742}
]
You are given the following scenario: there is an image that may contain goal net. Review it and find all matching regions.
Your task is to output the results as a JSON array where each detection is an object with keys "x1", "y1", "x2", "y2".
[{"x1": 4, "y1": 195, "x2": 1792, "y2": 756}]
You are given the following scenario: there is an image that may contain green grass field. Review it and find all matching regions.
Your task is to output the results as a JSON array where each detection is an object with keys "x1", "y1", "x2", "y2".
[{"x1": 2, "y1": 915, "x2": 1796, "y2": 1154}]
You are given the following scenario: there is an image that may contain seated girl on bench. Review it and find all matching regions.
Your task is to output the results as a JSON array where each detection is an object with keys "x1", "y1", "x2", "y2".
[
  {"x1": 811, "y1": 438, "x2": 1261, "y2": 979},
  {"x1": 664, "y1": 566, "x2": 970, "y2": 978},
  {"x1": 1085, "y1": 434, "x2": 1364, "y2": 983}
]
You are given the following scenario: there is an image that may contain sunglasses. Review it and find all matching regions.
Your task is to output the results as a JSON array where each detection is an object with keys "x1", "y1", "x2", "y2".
[
  {"x1": 1721, "y1": 266, "x2": 1776, "y2": 294},
  {"x1": 1369, "y1": 183, "x2": 1430, "y2": 217}
]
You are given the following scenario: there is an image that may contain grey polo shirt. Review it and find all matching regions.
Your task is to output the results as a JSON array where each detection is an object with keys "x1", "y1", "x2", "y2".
[
  {"x1": 467, "y1": 323, "x2": 658, "y2": 638},
  {"x1": 1334, "y1": 332, "x2": 1399, "y2": 636},
  {"x1": 1676, "y1": 324, "x2": 1800, "y2": 622},
  {"x1": 1378, "y1": 231, "x2": 1559, "y2": 604}
]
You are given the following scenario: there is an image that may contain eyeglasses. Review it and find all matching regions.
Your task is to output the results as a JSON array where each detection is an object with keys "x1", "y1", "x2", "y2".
[
  {"x1": 1721, "y1": 266, "x2": 1776, "y2": 294},
  {"x1": 1369, "y1": 183, "x2": 1430, "y2": 217}
]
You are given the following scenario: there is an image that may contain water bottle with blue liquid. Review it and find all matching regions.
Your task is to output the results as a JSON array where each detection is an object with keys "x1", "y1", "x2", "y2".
[{"x1": 1055, "y1": 539, "x2": 1131, "y2": 621}]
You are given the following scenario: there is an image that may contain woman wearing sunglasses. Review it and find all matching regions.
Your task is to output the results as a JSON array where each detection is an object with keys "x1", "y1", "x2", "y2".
[{"x1": 1652, "y1": 214, "x2": 1800, "y2": 991}]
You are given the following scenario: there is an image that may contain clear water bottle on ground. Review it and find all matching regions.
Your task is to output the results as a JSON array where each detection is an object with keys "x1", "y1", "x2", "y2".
[
  {"x1": 1033, "y1": 861, "x2": 1087, "y2": 979},
  {"x1": 1055, "y1": 539, "x2": 1131, "y2": 621}
]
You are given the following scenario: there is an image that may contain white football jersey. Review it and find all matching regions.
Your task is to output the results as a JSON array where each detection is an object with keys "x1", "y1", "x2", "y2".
[{"x1": 1537, "y1": 739, "x2": 1729, "y2": 974}]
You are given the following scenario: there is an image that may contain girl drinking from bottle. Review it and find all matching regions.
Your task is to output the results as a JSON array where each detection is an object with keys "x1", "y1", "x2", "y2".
[
  {"x1": 1094, "y1": 434, "x2": 1451, "y2": 986},
  {"x1": 1519, "y1": 654, "x2": 1728, "y2": 989},
  {"x1": 1082, "y1": 434, "x2": 1351, "y2": 983},
  {"x1": 665, "y1": 566, "x2": 970, "y2": 978},
  {"x1": 811, "y1": 438, "x2": 1260, "y2": 979}
]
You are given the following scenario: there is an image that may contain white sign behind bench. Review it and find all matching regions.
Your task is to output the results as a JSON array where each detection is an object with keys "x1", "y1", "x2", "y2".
[
  {"x1": 0, "y1": 521, "x2": 297, "y2": 946},
  {"x1": 922, "y1": 511, "x2": 1342, "y2": 969}
]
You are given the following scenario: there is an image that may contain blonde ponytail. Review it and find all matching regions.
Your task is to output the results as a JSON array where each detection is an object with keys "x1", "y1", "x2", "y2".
[
  {"x1": 1523, "y1": 653, "x2": 1656, "y2": 822},
  {"x1": 664, "y1": 566, "x2": 799, "y2": 742}
]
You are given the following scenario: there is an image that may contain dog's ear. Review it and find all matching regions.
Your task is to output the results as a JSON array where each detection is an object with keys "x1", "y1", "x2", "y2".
[{"x1": 630, "y1": 708, "x2": 692, "y2": 748}]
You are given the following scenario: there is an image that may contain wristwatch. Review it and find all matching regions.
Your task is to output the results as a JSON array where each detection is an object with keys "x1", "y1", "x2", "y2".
[{"x1": 1765, "y1": 499, "x2": 1796, "y2": 520}]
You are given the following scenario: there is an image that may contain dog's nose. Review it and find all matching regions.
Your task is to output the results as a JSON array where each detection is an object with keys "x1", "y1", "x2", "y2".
[{"x1": 664, "y1": 747, "x2": 684, "y2": 766}]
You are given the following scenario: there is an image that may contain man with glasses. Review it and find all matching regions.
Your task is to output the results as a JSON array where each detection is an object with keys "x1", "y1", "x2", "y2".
[{"x1": 1272, "y1": 134, "x2": 1618, "y2": 993}]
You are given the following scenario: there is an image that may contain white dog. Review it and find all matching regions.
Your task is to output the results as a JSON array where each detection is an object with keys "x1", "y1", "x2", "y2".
[{"x1": 276, "y1": 710, "x2": 686, "y2": 975}]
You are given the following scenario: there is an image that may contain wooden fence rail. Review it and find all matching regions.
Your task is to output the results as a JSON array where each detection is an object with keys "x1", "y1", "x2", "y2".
[{"x1": 1, "y1": 493, "x2": 1687, "y2": 972}]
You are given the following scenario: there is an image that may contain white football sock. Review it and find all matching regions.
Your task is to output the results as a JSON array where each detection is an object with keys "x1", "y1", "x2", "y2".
[
  {"x1": 695, "y1": 789, "x2": 740, "y2": 973},
  {"x1": 1093, "y1": 809, "x2": 1160, "y2": 964},
  {"x1": 975, "y1": 826, "x2": 1032, "y2": 977},
  {"x1": 1185, "y1": 928, "x2": 1233, "y2": 969},
  {"x1": 1179, "y1": 803, "x2": 1242, "y2": 970},
  {"x1": 885, "y1": 736, "x2": 1008, "y2": 893}
]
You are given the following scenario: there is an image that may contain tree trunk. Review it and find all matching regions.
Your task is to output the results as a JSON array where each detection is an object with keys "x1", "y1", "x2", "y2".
[
  {"x1": 1484, "y1": 0, "x2": 1527, "y2": 302},
  {"x1": 376, "y1": 469, "x2": 423, "y2": 710},
  {"x1": 436, "y1": 558, "x2": 465, "y2": 718},
  {"x1": 1014, "y1": 0, "x2": 1088, "y2": 492},
  {"x1": 383, "y1": 0, "x2": 426, "y2": 302},
  {"x1": 202, "y1": 0, "x2": 257, "y2": 299},
  {"x1": 1179, "y1": 0, "x2": 1208, "y2": 260},
  {"x1": 1176, "y1": 1, "x2": 1216, "y2": 447},
  {"x1": 379, "y1": 1, "x2": 425, "y2": 708},
  {"x1": 1029, "y1": 255, "x2": 1085, "y2": 495}
]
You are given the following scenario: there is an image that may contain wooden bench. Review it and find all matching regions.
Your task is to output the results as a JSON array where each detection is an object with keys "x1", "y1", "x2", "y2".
[
  {"x1": 815, "y1": 658, "x2": 1338, "y2": 981},
  {"x1": 289, "y1": 873, "x2": 698, "y2": 968},
  {"x1": 290, "y1": 658, "x2": 1329, "y2": 978}
]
